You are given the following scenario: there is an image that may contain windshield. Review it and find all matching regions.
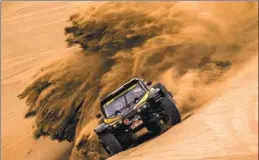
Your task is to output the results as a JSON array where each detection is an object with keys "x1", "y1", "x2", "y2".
[{"x1": 102, "y1": 84, "x2": 145, "y2": 117}]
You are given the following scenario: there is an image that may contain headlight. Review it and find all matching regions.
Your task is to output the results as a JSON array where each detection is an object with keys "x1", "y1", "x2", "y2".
[
  {"x1": 137, "y1": 108, "x2": 141, "y2": 112},
  {"x1": 113, "y1": 124, "x2": 117, "y2": 128},
  {"x1": 143, "y1": 104, "x2": 147, "y2": 109},
  {"x1": 119, "y1": 120, "x2": 122, "y2": 124}
]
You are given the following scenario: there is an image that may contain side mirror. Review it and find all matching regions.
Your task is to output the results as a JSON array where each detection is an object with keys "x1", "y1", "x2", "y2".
[
  {"x1": 96, "y1": 113, "x2": 102, "y2": 119},
  {"x1": 146, "y1": 80, "x2": 152, "y2": 86}
]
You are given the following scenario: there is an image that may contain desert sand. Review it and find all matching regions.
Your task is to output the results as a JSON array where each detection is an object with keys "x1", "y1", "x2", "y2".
[
  {"x1": 1, "y1": 2, "x2": 86, "y2": 160},
  {"x1": 1, "y1": 2, "x2": 258, "y2": 160}
]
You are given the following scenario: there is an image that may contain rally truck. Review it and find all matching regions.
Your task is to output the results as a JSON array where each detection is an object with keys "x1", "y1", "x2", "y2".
[{"x1": 94, "y1": 78, "x2": 181, "y2": 155}]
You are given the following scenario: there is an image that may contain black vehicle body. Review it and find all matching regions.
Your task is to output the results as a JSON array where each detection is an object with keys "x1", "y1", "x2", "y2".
[{"x1": 94, "y1": 78, "x2": 181, "y2": 155}]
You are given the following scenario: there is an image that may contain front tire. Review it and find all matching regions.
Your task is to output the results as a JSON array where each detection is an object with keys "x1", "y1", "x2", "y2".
[
  {"x1": 153, "y1": 83, "x2": 172, "y2": 98},
  {"x1": 160, "y1": 97, "x2": 181, "y2": 125},
  {"x1": 153, "y1": 83, "x2": 181, "y2": 125},
  {"x1": 98, "y1": 132, "x2": 123, "y2": 155}
]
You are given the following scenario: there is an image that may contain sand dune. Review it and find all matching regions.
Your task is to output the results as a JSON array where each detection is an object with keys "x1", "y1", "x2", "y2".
[{"x1": 1, "y1": 2, "x2": 86, "y2": 160}]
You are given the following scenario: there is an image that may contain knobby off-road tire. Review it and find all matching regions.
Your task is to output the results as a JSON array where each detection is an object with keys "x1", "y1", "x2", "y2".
[
  {"x1": 160, "y1": 97, "x2": 181, "y2": 125},
  {"x1": 99, "y1": 132, "x2": 123, "y2": 155},
  {"x1": 153, "y1": 83, "x2": 172, "y2": 98},
  {"x1": 146, "y1": 121, "x2": 165, "y2": 134},
  {"x1": 153, "y1": 83, "x2": 181, "y2": 125}
]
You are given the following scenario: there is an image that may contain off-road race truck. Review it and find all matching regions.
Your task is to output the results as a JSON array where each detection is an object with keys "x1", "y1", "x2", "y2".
[{"x1": 94, "y1": 78, "x2": 181, "y2": 155}]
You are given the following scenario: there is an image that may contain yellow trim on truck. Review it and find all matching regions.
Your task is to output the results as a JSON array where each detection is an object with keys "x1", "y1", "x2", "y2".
[
  {"x1": 133, "y1": 92, "x2": 149, "y2": 109},
  {"x1": 105, "y1": 84, "x2": 137, "y2": 105},
  {"x1": 104, "y1": 116, "x2": 121, "y2": 124}
]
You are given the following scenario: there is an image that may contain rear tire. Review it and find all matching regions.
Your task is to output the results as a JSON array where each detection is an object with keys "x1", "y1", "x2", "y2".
[
  {"x1": 159, "y1": 97, "x2": 181, "y2": 126},
  {"x1": 98, "y1": 132, "x2": 123, "y2": 155}
]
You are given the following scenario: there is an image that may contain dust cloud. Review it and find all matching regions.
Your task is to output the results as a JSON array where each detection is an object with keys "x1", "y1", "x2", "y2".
[{"x1": 18, "y1": 2, "x2": 258, "y2": 159}]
